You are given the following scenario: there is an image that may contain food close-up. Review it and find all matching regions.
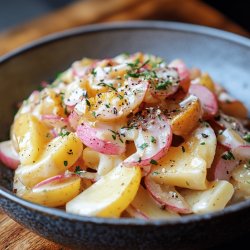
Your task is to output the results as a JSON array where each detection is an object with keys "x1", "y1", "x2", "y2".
[{"x1": 1, "y1": 52, "x2": 249, "y2": 219}]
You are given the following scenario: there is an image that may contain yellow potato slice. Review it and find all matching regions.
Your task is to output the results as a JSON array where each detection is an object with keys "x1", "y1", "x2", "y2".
[
  {"x1": 15, "y1": 133, "x2": 83, "y2": 187},
  {"x1": 127, "y1": 186, "x2": 180, "y2": 219},
  {"x1": 199, "y1": 73, "x2": 215, "y2": 93},
  {"x1": 83, "y1": 147, "x2": 124, "y2": 176},
  {"x1": 170, "y1": 97, "x2": 202, "y2": 136},
  {"x1": 231, "y1": 163, "x2": 250, "y2": 200},
  {"x1": 66, "y1": 165, "x2": 141, "y2": 218},
  {"x1": 21, "y1": 175, "x2": 81, "y2": 207},
  {"x1": 13, "y1": 113, "x2": 51, "y2": 165},
  {"x1": 219, "y1": 99, "x2": 248, "y2": 119},
  {"x1": 180, "y1": 180, "x2": 234, "y2": 214},
  {"x1": 151, "y1": 124, "x2": 216, "y2": 190},
  {"x1": 38, "y1": 88, "x2": 65, "y2": 117}
]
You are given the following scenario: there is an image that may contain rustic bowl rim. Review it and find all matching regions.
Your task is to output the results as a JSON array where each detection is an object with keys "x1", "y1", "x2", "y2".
[{"x1": 1, "y1": 20, "x2": 250, "y2": 226}]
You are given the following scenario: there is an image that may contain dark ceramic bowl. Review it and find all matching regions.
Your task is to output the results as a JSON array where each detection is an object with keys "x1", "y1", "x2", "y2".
[{"x1": 0, "y1": 21, "x2": 250, "y2": 250}]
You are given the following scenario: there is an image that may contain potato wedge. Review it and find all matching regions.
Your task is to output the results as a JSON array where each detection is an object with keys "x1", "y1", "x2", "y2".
[
  {"x1": 15, "y1": 133, "x2": 83, "y2": 187},
  {"x1": 170, "y1": 97, "x2": 202, "y2": 136},
  {"x1": 151, "y1": 124, "x2": 216, "y2": 190},
  {"x1": 198, "y1": 73, "x2": 215, "y2": 93},
  {"x1": 12, "y1": 113, "x2": 51, "y2": 165},
  {"x1": 66, "y1": 165, "x2": 141, "y2": 218},
  {"x1": 126, "y1": 186, "x2": 179, "y2": 219},
  {"x1": 20, "y1": 174, "x2": 81, "y2": 207},
  {"x1": 231, "y1": 163, "x2": 250, "y2": 199},
  {"x1": 180, "y1": 180, "x2": 234, "y2": 214},
  {"x1": 83, "y1": 147, "x2": 124, "y2": 176}
]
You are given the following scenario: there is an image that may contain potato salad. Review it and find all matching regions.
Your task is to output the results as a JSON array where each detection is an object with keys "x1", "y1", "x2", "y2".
[{"x1": 1, "y1": 52, "x2": 250, "y2": 219}]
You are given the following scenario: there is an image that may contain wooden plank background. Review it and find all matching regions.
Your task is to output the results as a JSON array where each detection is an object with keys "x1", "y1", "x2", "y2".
[{"x1": 0, "y1": 0, "x2": 248, "y2": 249}]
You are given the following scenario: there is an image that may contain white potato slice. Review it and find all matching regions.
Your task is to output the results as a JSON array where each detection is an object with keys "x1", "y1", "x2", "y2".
[
  {"x1": 126, "y1": 186, "x2": 180, "y2": 219},
  {"x1": 180, "y1": 180, "x2": 234, "y2": 214},
  {"x1": 66, "y1": 165, "x2": 141, "y2": 218},
  {"x1": 231, "y1": 163, "x2": 250, "y2": 200},
  {"x1": 15, "y1": 133, "x2": 83, "y2": 188},
  {"x1": 83, "y1": 147, "x2": 124, "y2": 176},
  {"x1": 151, "y1": 124, "x2": 216, "y2": 190}
]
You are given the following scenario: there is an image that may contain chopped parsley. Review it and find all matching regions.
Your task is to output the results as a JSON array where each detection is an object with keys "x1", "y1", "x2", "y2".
[
  {"x1": 109, "y1": 129, "x2": 124, "y2": 143},
  {"x1": 201, "y1": 133, "x2": 209, "y2": 138},
  {"x1": 74, "y1": 166, "x2": 81, "y2": 174},
  {"x1": 56, "y1": 72, "x2": 62, "y2": 80},
  {"x1": 150, "y1": 159, "x2": 158, "y2": 165},
  {"x1": 85, "y1": 99, "x2": 91, "y2": 108},
  {"x1": 98, "y1": 82, "x2": 117, "y2": 91},
  {"x1": 218, "y1": 130, "x2": 224, "y2": 135},
  {"x1": 64, "y1": 160, "x2": 68, "y2": 167},
  {"x1": 141, "y1": 59, "x2": 150, "y2": 67},
  {"x1": 155, "y1": 80, "x2": 172, "y2": 90},
  {"x1": 152, "y1": 171, "x2": 160, "y2": 176},
  {"x1": 91, "y1": 68, "x2": 97, "y2": 77},
  {"x1": 243, "y1": 133, "x2": 250, "y2": 143},
  {"x1": 59, "y1": 130, "x2": 70, "y2": 137},
  {"x1": 200, "y1": 142, "x2": 206, "y2": 145},
  {"x1": 105, "y1": 104, "x2": 110, "y2": 108},
  {"x1": 151, "y1": 136, "x2": 157, "y2": 143},
  {"x1": 127, "y1": 58, "x2": 140, "y2": 68},
  {"x1": 125, "y1": 59, "x2": 156, "y2": 80},
  {"x1": 221, "y1": 151, "x2": 235, "y2": 160},
  {"x1": 139, "y1": 143, "x2": 149, "y2": 150}
]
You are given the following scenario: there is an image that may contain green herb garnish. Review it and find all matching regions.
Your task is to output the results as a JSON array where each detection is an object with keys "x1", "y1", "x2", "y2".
[
  {"x1": 221, "y1": 151, "x2": 235, "y2": 160},
  {"x1": 85, "y1": 99, "x2": 91, "y2": 107},
  {"x1": 74, "y1": 166, "x2": 81, "y2": 174},
  {"x1": 152, "y1": 171, "x2": 160, "y2": 176},
  {"x1": 243, "y1": 133, "x2": 250, "y2": 143},
  {"x1": 150, "y1": 159, "x2": 158, "y2": 165},
  {"x1": 151, "y1": 136, "x2": 157, "y2": 143},
  {"x1": 98, "y1": 82, "x2": 117, "y2": 92},
  {"x1": 59, "y1": 130, "x2": 70, "y2": 137},
  {"x1": 201, "y1": 133, "x2": 209, "y2": 138},
  {"x1": 155, "y1": 80, "x2": 172, "y2": 90},
  {"x1": 91, "y1": 68, "x2": 97, "y2": 77},
  {"x1": 139, "y1": 143, "x2": 149, "y2": 150}
]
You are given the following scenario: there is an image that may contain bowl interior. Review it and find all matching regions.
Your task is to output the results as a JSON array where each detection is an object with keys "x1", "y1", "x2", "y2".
[{"x1": 0, "y1": 21, "x2": 250, "y2": 213}]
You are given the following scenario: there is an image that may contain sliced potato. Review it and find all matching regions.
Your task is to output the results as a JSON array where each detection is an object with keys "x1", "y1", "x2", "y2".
[
  {"x1": 151, "y1": 124, "x2": 216, "y2": 190},
  {"x1": 66, "y1": 165, "x2": 141, "y2": 218},
  {"x1": 83, "y1": 147, "x2": 124, "y2": 176},
  {"x1": 218, "y1": 91, "x2": 248, "y2": 119},
  {"x1": 13, "y1": 113, "x2": 51, "y2": 165},
  {"x1": 127, "y1": 186, "x2": 180, "y2": 219},
  {"x1": 15, "y1": 133, "x2": 83, "y2": 187},
  {"x1": 231, "y1": 163, "x2": 250, "y2": 200},
  {"x1": 199, "y1": 73, "x2": 215, "y2": 93},
  {"x1": 38, "y1": 88, "x2": 66, "y2": 117},
  {"x1": 20, "y1": 174, "x2": 81, "y2": 207},
  {"x1": 170, "y1": 97, "x2": 202, "y2": 136},
  {"x1": 180, "y1": 180, "x2": 234, "y2": 214}
]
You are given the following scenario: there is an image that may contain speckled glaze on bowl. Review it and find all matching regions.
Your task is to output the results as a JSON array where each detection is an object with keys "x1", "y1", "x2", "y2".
[{"x1": 1, "y1": 21, "x2": 250, "y2": 250}]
